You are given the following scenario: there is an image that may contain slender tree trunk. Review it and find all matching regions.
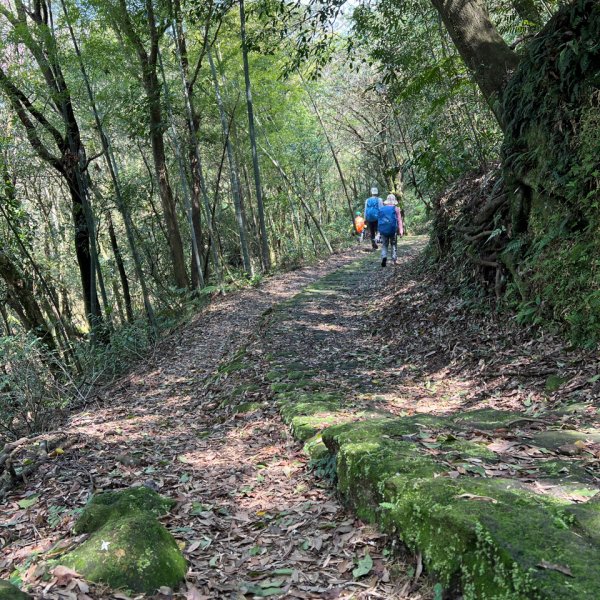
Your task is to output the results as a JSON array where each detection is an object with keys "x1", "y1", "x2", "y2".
[
  {"x1": 107, "y1": 211, "x2": 134, "y2": 323},
  {"x1": 239, "y1": 0, "x2": 270, "y2": 271},
  {"x1": 429, "y1": 0, "x2": 519, "y2": 124},
  {"x1": 258, "y1": 140, "x2": 334, "y2": 254},
  {"x1": 0, "y1": 302, "x2": 12, "y2": 336},
  {"x1": 170, "y1": 3, "x2": 221, "y2": 282},
  {"x1": 157, "y1": 47, "x2": 204, "y2": 289},
  {"x1": 59, "y1": 0, "x2": 156, "y2": 329},
  {"x1": 208, "y1": 48, "x2": 253, "y2": 276},
  {"x1": 111, "y1": 0, "x2": 189, "y2": 289},
  {"x1": 145, "y1": 71, "x2": 189, "y2": 290},
  {"x1": 0, "y1": 3, "x2": 103, "y2": 334}
]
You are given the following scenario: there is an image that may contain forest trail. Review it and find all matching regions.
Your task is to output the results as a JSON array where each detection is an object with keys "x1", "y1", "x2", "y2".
[
  {"x1": 1, "y1": 240, "x2": 429, "y2": 600},
  {"x1": 3, "y1": 236, "x2": 599, "y2": 599}
]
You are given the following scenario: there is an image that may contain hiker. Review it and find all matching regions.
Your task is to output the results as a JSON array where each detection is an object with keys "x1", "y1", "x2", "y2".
[
  {"x1": 364, "y1": 187, "x2": 383, "y2": 249},
  {"x1": 354, "y1": 211, "x2": 365, "y2": 242},
  {"x1": 378, "y1": 194, "x2": 404, "y2": 267}
]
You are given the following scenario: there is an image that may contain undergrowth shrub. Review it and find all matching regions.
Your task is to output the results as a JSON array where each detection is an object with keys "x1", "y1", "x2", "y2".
[{"x1": 0, "y1": 334, "x2": 72, "y2": 441}]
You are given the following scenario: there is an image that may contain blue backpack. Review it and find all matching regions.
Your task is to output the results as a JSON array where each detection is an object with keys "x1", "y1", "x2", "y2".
[
  {"x1": 365, "y1": 197, "x2": 380, "y2": 222},
  {"x1": 378, "y1": 205, "x2": 397, "y2": 236}
]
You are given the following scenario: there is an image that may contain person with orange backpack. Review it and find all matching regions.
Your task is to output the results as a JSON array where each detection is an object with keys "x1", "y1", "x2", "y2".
[
  {"x1": 378, "y1": 194, "x2": 404, "y2": 267},
  {"x1": 354, "y1": 211, "x2": 365, "y2": 242}
]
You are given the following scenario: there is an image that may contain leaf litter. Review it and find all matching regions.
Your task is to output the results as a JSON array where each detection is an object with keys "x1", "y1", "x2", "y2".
[{"x1": 0, "y1": 245, "x2": 429, "y2": 600}]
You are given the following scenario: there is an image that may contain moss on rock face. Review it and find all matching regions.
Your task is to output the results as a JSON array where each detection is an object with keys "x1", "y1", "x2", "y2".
[
  {"x1": 73, "y1": 486, "x2": 174, "y2": 535},
  {"x1": 501, "y1": 0, "x2": 600, "y2": 345},
  {"x1": 0, "y1": 581, "x2": 31, "y2": 600},
  {"x1": 323, "y1": 415, "x2": 600, "y2": 598},
  {"x1": 63, "y1": 488, "x2": 185, "y2": 593}
]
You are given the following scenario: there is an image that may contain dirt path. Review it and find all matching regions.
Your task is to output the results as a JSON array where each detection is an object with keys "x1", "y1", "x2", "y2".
[{"x1": 1, "y1": 242, "x2": 430, "y2": 599}]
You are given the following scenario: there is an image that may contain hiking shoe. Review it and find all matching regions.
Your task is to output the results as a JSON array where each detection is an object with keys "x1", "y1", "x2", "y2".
[{"x1": 381, "y1": 257, "x2": 387, "y2": 267}]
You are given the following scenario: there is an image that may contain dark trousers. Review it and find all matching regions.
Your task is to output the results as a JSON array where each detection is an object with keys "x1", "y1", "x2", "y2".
[{"x1": 367, "y1": 220, "x2": 378, "y2": 246}]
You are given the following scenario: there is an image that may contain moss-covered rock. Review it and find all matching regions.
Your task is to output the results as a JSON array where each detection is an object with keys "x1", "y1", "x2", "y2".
[
  {"x1": 73, "y1": 486, "x2": 174, "y2": 534},
  {"x1": 0, "y1": 581, "x2": 31, "y2": 600},
  {"x1": 321, "y1": 414, "x2": 600, "y2": 598},
  {"x1": 63, "y1": 488, "x2": 185, "y2": 593}
]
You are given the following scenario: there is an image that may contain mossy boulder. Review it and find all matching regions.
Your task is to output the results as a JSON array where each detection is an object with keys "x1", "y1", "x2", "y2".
[
  {"x1": 0, "y1": 581, "x2": 31, "y2": 600},
  {"x1": 62, "y1": 487, "x2": 186, "y2": 593}
]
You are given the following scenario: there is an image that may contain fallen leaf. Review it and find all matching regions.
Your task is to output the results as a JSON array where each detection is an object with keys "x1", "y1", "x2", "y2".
[
  {"x1": 18, "y1": 495, "x2": 39, "y2": 509},
  {"x1": 537, "y1": 561, "x2": 573, "y2": 577},
  {"x1": 53, "y1": 566, "x2": 80, "y2": 586},
  {"x1": 352, "y1": 552, "x2": 373, "y2": 579},
  {"x1": 185, "y1": 584, "x2": 203, "y2": 600}
]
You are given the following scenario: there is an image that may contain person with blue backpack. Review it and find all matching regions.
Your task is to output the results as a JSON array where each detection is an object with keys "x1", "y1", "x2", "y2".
[
  {"x1": 363, "y1": 187, "x2": 383, "y2": 249},
  {"x1": 378, "y1": 194, "x2": 404, "y2": 267}
]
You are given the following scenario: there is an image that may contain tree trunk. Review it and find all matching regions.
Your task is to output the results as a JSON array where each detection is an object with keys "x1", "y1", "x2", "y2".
[
  {"x1": 170, "y1": 0, "x2": 221, "y2": 282},
  {"x1": 111, "y1": 0, "x2": 189, "y2": 290},
  {"x1": 208, "y1": 48, "x2": 253, "y2": 276},
  {"x1": 257, "y1": 138, "x2": 334, "y2": 254},
  {"x1": 239, "y1": 0, "x2": 270, "y2": 271},
  {"x1": 145, "y1": 70, "x2": 190, "y2": 290},
  {"x1": 0, "y1": 0, "x2": 103, "y2": 333},
  {"x1": 156, "y1": 47, "x2": 205, "y2": 289},
  {"x1": 429, "y1": 0, "x2": 520, "y2": 125},
  {"x1": 59, "y1": 0, "x2": 157, "y2": 328},
  {"x1": 107, "y1": 211, "x2": 134, "y2": 323},
  {"x1": 301, "y1": 74, "x2": 356, "y2": 232}
]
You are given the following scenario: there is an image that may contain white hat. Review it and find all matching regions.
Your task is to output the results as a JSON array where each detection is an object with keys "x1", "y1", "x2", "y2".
[
  {"x1": 370, "y1": 187, "x2": 378, "y2": 195},
  {"x1": 385, "y1": 194, "x2": 398, "y2": 205}
]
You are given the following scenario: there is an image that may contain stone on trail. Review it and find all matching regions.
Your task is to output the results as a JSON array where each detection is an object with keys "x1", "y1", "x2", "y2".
[
  {"x1": 61, "y1": 487, "x2": 186, "y2": 594},
  {"x1": 0, "y1": 580, "x2": 31, "y2": 600}
]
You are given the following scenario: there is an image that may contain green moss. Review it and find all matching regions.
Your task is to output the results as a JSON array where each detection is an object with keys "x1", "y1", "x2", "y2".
[
  {"x1": 545, "y1": 375, "x2": 567, "y2": 392},
  {"x1": 532, "y1": 429, "x2": 600, "y2": 450},
  {"x1": 63, "y1": 514, "x2": 186, "y2": 593},
  {"x1": 233, "y1": 402, "x2": 263, "y2": 414},
  {"x1": 325, "y1": 414, "x2": 600, "y2": 598},
  {"x1": 501, "y1": 0, "x2": 600, "y2": 346},
  {"x1": 566, "y1": 497, "x2": 600, "y2": 545},
  {"x1": 0, "y1": 581, "x2": 31, "y2": 600},
  {"x1": 303, "y1": 435, "x2": 329, "y2": 459},
  {"x1": 217, "y1": 360, "x2": 245, "y2": 374},
  {"x1": 270, "y1": 380, "x2": 317, "y2": 393},
  {"x1": 451, "y1": 409, "x2": 523, "y2": 431},
  {"x1": 63, "y1": 488, "x2": 186, "y2": 593},
  {"x1": 74, "y1": 486, "x2": 174, "y2": 534},
  {"x1": 309, "y1": 406, "x2": 600, "y2": 598}
]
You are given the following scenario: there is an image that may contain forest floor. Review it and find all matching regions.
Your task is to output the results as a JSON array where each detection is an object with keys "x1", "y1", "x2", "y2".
[{"x1": 2, "y1": 237, "x2": 599, "y2": 599}]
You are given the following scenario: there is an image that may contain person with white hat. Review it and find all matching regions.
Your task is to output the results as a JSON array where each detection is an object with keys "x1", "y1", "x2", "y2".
[
  {"x1": 377, "y1": 194, "x2": 404, "y2": 267},
  {"x1": 363, "y1": 187, "x2": 383, "y2": 249}
]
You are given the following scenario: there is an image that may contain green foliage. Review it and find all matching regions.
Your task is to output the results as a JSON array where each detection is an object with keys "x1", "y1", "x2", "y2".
[
  {"x1": 502, "y1": 0, "x2": 600, "y2": 346},
  {"x1": 351, "y1": 0, "x2": 502, "y2": 199},
  {"x1": 308, "y1": 452, "x2": 337, "y2": 484},
  {"x1": 0, "y1": 335, "x2": 70, "y2": 439}
]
